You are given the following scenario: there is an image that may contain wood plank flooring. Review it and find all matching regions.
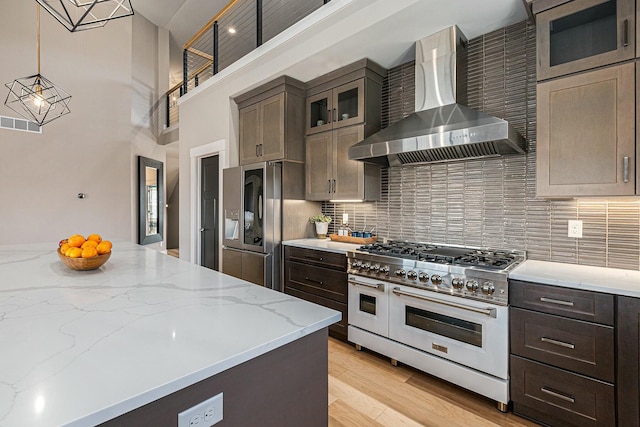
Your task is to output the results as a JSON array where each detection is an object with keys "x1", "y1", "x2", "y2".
[{"x1": 328, "y1": 338, "x2": 538, "y2": 427}]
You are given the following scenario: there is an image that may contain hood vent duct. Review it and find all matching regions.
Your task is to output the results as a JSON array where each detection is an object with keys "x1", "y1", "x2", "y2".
[{"x1": 349, "y1": 26, "x2": 526, "y2": 167}]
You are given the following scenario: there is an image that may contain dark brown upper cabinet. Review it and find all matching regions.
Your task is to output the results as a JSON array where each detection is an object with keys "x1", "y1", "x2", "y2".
[
  {"x1": 235, "y1": 76, "x2": 306, "y2": 166},
  {"x1": 536, "y1": 0, "x2": 635, "y2": 81}
]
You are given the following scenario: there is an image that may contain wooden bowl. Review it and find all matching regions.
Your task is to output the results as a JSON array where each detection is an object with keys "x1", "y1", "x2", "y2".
[{"x1": 57, "y1": 248, "x2": 111, "y2": 271}]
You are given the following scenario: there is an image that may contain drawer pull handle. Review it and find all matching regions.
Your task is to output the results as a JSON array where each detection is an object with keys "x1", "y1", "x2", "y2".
[
  {"x1": 541, "y1": 337, "x2": 575, "y2": 349},
  {"x1": 540, "y1": 297, "x2": 574, "y2": 307},
  {"x1": 304, "y1": 276, "x2": 324, "y2": 286},
  {"x1": 540, "y1": 387, "x2": 575, "y2": 404},
  {"x1": 303, "y1": 255, "x2": 323, "y2": 261}
]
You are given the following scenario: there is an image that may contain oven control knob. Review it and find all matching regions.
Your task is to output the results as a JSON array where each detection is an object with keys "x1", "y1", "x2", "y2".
[
  {"x1": 465, "y1": 280, "x2": 479, "y2": 292},
  {"x1": 363, "y1": 263, "x2": 371, "y2": 271},
  {"x1": 380, "y1": 266, "x2": 390, "y2": 275},
  {"x1": 452, "y1": 278, "x2": 465, "y2": 289},
  {"x1": 395, "y1": 269, "x2": 406, "y2": 278},
  {"x1": 481, "y1": 282, "x2": 496, "y2": 295},
  {"x1": 418, "y1": 272, "x2": 429, "y2": 282},
  {"x1": 407, "y1": 270, "x2": 418, "y2": 280},
  {"x1": 351, "y1": 261, "x2": 361, "y2": 269},
  {"x1": 431, "y1": 274, "x2": 443, "y2": 285},
  {"x1": 371, "y1": 264, "x2": 380, "y2": 273}
]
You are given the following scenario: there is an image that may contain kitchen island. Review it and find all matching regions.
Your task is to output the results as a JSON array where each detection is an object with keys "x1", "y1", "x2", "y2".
[{"x1": 0, "y1": 241, "x2": 340, "y2": 427}]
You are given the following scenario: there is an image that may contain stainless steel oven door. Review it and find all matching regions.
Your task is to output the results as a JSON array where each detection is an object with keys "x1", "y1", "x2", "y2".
[
  {"x1": 389, "y1": 284, "x2": 508, "y2": 379},
  {"x1": 348, "y1": 275, "x2": 389, "y2": 338}
]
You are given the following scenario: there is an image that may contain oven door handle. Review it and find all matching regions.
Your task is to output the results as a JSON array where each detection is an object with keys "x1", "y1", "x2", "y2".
[
  {"x1": 349, "y1": 279, "x2": 385, "y2": 291},
  {"x1": 392, "y1": 287, "x2": 497, "y2": 318}
]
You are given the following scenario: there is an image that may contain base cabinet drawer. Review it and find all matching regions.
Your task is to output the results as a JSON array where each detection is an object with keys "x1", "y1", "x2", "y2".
[
  {"x1": 285, "y1": 286, "x2": 347, "y2": 341},
  {"x1": 510, "y1": 280, "x2": 614, "y2": 324},
  {"x1": 511, "y1": 307, "x2": 614, "y2": 382},
  {"x1": 285, "y1": 246, "x2": 347, "y2": 270},
  {"x1": 286, "y1": 261, "x2": 347, "y2": 303},
  {"x1": 511, "y1": 355, "x2": 615, "y2": 427}
]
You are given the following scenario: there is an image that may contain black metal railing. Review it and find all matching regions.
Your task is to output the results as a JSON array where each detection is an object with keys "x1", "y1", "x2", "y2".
[{"x1": 163, "y1": 0, "x2": 329, "y2": 128}]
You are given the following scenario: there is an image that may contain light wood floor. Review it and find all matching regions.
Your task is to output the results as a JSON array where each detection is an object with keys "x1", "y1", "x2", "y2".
[
  {"x1": 328, "y1": 337, "x2": 538, "y2": 427},
  {"x1": 167, "y1": 248, "x2": 179, "y2": 258}
]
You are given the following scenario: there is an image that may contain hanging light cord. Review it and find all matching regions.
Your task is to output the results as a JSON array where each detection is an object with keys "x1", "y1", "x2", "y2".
[{"x1": 37, "y1": 4, "x2": 41, "y2": 75}]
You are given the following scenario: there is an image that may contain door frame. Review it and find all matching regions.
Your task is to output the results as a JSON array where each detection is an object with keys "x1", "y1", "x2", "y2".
[{"x1": 190, "y1": 140, "x2": 227, "y2": 266}]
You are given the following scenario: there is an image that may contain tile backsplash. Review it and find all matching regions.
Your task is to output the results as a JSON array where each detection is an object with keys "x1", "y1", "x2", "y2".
[{"x1": 323, "y1": 20, "x2": 640, "y2": 270}]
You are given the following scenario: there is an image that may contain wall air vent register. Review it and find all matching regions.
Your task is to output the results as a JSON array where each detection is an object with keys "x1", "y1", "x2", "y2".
[{"x1": 0, "y1": 115, "x2": 42, "y2": 133}]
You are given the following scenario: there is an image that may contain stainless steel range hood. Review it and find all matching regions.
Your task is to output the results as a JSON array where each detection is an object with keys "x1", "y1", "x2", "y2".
[{"x1": 349, "y1": 26, "x2": 526, "y2": 167}]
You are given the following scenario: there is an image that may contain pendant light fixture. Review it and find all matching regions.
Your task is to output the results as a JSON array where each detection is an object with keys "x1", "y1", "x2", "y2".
[
  {"x1": 35, "y1": 0, "x2": 134, "y2": 32},
  {"x1": 4, "y1": 4, "x2": 71, "y2": 126}
]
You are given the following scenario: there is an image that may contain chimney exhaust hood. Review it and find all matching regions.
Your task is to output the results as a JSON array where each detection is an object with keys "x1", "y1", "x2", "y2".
[{"x1": 348, "y1": 26, "x2": 526, "y2": 167}]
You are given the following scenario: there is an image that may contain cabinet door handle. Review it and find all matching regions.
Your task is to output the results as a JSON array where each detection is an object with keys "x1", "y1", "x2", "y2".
[
  {"x1": 333, "y1": 108, "x2": 336, "y2": 122},
  {"x1": 624, "y1": 156, "x2": 630, "y2": 183},
  {"x1": 328, "y1": 109, "x2": 332, "y2": 123},
  {"x1": 541, "y1": 337, "x2": 575, "y2": 349},
  {"x1": 540, "y1": 387, "x2": 575, "y2": 404},
  {"x1": 328, "y1": 180, "x2": 332, "y2": 194},
  {"x1": 539, "y1": 297, "x2": 574, "y2": 307},
  {"x1": 332, "y1": 179, "x2": 336, "y2": 193},
  {"x1": 256, "y1": 144, "x2": 260, "y2": 157},
  {"x1": 304, "y1": 276, "x2": 324, "y2": 286},
  {"x1": 623, "y1": 19, "x2": 629, "y2": 47}
]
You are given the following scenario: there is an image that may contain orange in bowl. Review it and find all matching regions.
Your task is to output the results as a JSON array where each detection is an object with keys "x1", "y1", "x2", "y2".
[
  {"x1": 68, "y1": 234, "x2": 86, "y2": 248},
  {"x1": 96, "y1": 241, "x2": 112, "y2": 255}
]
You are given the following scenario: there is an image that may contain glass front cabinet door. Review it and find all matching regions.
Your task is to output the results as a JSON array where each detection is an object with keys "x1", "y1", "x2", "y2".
[
  {"x1": 306, "y1": 79, "x2": 365, "y2": 134},
  {"x1": 536, "y1": 0, "x2": 635, "y2": 81}
]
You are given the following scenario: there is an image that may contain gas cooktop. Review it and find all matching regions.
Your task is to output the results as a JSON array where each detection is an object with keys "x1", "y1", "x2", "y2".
[{"x1": 357, "y1": 240, "x2": 523, "y2": 271}]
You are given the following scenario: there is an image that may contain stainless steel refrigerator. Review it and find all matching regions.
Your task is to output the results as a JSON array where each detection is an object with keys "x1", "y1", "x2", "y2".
[{"x1": 222, "y1": 161, "x2": 320, "y2": 290}]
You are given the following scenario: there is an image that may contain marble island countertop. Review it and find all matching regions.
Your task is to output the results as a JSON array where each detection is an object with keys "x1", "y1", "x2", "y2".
[{"x1": 0, "y1": 241, "x2": 340, "y2": 427}]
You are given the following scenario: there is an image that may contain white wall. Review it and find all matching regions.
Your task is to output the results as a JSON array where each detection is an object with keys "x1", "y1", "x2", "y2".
[{"x1": 0, "y1": 3, "x2": 165, "y2": 246}]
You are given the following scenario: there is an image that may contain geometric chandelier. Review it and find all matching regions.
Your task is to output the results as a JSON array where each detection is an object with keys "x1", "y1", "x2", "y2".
[
  {"x1": 35, "y1": 0, "x2": 134, "y2": 32},
  {"x1": 4, "y1": 5, "x2": 71, "y2": 126}
]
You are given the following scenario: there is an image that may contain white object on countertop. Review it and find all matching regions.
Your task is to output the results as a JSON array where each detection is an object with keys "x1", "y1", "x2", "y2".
[
  {"x1": 0, "y1": 241, "x2": 339, "y2": 427},
  {"x1": 510, "y1": 259, "x2": 640, "y2": 298},
  {"x1": 284, "y1": 238, "x2": 362, "y2": 254}
]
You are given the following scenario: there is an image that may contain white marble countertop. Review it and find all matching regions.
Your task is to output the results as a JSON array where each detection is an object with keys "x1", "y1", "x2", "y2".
[
  {"x1": 283, "y1": 238, "x2": 362, "y2": 254},
  {"x1": 0, "y1": 241, "x2": 340, "y2": 427},
  {"x1": 510, "y1": 260, "x2": 640, "y2": 298}
]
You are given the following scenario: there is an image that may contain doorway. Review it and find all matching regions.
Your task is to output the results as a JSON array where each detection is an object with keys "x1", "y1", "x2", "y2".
[{"x1": 200, "y1": 155, "x2": 219, "y2": 270}]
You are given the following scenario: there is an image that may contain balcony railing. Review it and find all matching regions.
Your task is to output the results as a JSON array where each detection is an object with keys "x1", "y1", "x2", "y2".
[{"x1": 164, "y1": 0, "x2": 330, "y2": 128}]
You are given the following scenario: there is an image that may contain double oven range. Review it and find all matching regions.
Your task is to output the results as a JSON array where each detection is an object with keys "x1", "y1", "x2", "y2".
[{"x1": 347, "y1": 240, "x2": 525, "y2": 411}]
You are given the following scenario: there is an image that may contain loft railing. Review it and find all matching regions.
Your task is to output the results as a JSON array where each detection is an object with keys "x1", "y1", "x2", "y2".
[{"x1": 164, "y1": 0, "x2": 330, "y2": 128}]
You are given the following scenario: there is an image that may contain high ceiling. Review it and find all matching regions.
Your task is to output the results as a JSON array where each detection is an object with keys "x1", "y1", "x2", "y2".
[
  {"x1": 133, "y1": 0, "x2": 229, "y2": 47},
  {"x1": 133, "y1": 0, "x2": 529, "y2": 50}
]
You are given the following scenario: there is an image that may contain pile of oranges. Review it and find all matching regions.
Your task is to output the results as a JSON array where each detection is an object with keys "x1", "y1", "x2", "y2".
[{"x1": 59, "y1": 234, "x2": 112, "y2": 259}]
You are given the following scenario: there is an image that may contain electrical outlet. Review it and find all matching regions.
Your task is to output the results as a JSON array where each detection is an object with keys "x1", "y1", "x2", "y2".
[
  {"x1": 178, "y1": 392, "x2": 223, "y2": 427},
  {"x1": 568, "y1": 220, "x2": 583, "y2": 238}
]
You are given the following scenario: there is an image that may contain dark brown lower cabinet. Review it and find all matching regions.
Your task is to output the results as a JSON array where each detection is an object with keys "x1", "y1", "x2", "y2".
[
  {"x1": 617, "y1": 296, "x2": 640, "y2": 427},
  {"x1": 284, "y1": 246, "x2": 348, "y2": 341},
  {"x1": 511, "y1": 355, "x2": 615, "y2": 427},
  {"x1": 510, "y1": 280, "x2": 616, "y2": 426}
]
